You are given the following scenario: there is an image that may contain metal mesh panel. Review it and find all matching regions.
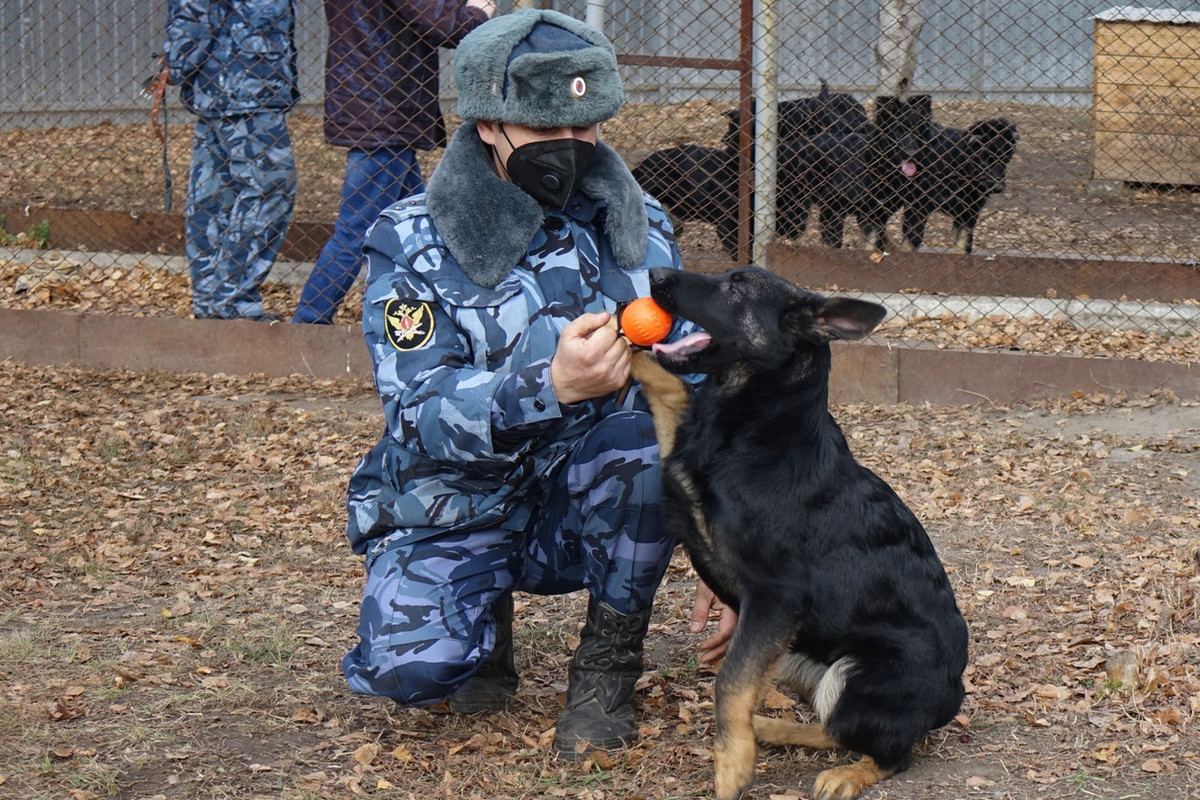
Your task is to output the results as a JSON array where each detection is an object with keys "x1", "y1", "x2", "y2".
[{"x1": 1, "y1": 0, "x2": 1197, "y2": 360}]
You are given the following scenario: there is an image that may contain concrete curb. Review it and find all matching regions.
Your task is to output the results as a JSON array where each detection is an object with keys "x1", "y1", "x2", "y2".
[
  {"x1": 857, "y1": 291, "x2": 1200, "y2": 337},
  {"x1": 3, "y1": 307, "x2": 1196, "y2": 405},
  {"x1": 1, "y1": 308, "x2": 370, "y2": 381}
]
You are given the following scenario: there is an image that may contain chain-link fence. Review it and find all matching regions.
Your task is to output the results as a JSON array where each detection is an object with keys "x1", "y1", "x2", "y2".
[{"x1": 1, "y1": 0, "x2": 1197, "y2": 359}]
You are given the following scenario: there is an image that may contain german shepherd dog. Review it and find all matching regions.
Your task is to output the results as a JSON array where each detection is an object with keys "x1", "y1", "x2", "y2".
[{"x1": 629, "y1": 266, "x2": 968, "y2": 800}]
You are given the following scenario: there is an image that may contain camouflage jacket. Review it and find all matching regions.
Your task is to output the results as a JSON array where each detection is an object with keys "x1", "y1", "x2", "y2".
[
  {"x1": 165, "y1": 0, "x2": 299, "y2": 118},
  {"x1": 346, "y1": 128, "x2": 694, "y2": 561}
]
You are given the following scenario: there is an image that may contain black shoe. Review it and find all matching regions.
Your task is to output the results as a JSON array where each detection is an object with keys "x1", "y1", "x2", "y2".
[
  {"x1": 552, "y1": 598, "x2": 653, "y2": 759},
  {"x1": 446, "y1": 593, "x2": 519, "y2": 714}
]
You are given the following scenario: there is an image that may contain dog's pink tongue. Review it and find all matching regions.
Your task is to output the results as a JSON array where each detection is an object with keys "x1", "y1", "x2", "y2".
[
  {"x1": 652, "y1": 331, "x2": 712, "y2": 357},
  {"x1": 901, "y1": 160, "x2": 918, "y2": 178}
]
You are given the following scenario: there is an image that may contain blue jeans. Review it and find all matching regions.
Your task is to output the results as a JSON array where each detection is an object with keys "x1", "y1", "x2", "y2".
[{"x1": 292, "y1": 147, "x2": 425, "y2": 324}]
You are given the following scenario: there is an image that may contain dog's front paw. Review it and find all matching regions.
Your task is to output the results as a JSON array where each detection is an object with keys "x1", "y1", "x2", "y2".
[
  {"x1": 813, "y1": 756, "x2": 893, "y2": 800},
  {"x1": 713, "y1": 736, "x2": 757, "y2": 800}
]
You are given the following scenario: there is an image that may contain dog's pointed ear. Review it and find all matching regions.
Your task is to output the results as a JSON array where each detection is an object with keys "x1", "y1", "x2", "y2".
[
  {"x1": 813, "y1": 298, "x2": 887, "y2": 341},
  {"x1": 782, "y1": 297, "x2": 886, "y2": 341}
]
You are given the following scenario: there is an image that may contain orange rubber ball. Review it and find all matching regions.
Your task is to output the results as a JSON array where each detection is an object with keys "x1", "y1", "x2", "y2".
[{"x1": 621, "y1": 296, "x2": 673, "y2": 347}]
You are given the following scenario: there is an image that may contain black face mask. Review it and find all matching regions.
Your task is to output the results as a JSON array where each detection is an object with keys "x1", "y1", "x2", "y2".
[{"x1": 500, "y1": 126, "x2": 596, "y2": 209}]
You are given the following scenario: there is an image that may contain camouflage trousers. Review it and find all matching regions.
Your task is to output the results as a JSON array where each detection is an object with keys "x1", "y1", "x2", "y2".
[
  {"x1": 342, "y1": 410, "x2": 673, "y2": 706},
  {"x1": 185, "y1": 112, "x2": 296, "y2": 319}
]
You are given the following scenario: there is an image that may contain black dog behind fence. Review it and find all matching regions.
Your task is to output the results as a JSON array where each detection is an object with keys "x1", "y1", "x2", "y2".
[
  {"x1": 895, "y1": 117, "x2": 1020, "y2": 254},
  {"x1": 632, "y1": 88, "x2": 1018, "y2": 256},
  {"x1": 631, "y1": 144, "x2": 740, "y2": 255}
]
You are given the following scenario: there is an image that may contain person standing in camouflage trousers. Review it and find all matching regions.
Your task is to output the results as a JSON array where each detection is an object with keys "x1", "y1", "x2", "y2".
[
  {"x1": 289, "y1": 0, "x2": 495, "y2": 325},
  {"x1": 164, "y1": 0, "x2": 298, "y2": 321},
  {"x1": 341, "y1": 9, "x2": 736, "y2": 760}
]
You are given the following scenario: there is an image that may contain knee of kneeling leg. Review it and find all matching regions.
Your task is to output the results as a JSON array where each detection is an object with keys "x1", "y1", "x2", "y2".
[{"x1": 346, "y1": 648, "x2": 477, "y2": 707}]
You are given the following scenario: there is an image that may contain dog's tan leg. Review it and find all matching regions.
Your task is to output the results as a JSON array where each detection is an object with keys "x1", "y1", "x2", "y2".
[
  {"x1": 629, "y1": 350, "x2": 689, "y2": 457},
  {"x1": 712, "y1": 621, "x2": 792, "y2": 800},
  {"x1": 953, "y1": 226, "x2": 972, "y2": 254},
  {"x1": 812, "y1": 755, "x2": 895, "y2": 800},
  {"x1": 713, "y1": 669, "x2": 772, "y2": 800},
  {"x1": 752, "y1": 716, "x2": 839, "y2": 749}
]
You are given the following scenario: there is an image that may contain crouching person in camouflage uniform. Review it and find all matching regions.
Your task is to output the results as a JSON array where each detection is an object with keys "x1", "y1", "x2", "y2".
[
  {"x1": 341, "y1": 8, "x2": 735, "y2": 759},
  {"x1": 164, "y1": 0, "x2": 298, "y2": 320}
]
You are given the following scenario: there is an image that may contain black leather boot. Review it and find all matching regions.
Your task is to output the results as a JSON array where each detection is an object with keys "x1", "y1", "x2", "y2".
[
  {"x1": 552, "y1": 598, "x2": 653, "y2": 759},
  {"x1": 446, "y1": 592, "x2": 519, "y2": 713}
]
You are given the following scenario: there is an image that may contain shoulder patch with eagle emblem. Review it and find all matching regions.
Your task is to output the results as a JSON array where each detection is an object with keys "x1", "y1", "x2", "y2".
[{"x1": 384, "y1": 299, "x2": 435, "y2": 351}]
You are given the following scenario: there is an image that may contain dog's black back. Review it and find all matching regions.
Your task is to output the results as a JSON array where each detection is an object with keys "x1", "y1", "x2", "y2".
[
  {"x1": 723, "y1": 85, "x2": 874, "y2": 247},
  {"x1": 647, "y1": 266, "x2": 968, "y2": 780},
  {"x1": 722, "y1": 83, "x2": 872, "y2": 150},
  {"x1": 787, "y1": 128, "x2": 877, "y2": 247},
  {"x1": 899, "y1": 117, "x2": 1019, "y2": 253},
  {"x1": 631, "y1": 144, "x2": 740, "y2": 255}
]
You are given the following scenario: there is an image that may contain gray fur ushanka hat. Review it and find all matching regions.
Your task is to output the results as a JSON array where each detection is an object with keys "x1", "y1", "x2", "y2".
[{"x1": 453, "y1": 9, "x2": 623, "y2": 127}]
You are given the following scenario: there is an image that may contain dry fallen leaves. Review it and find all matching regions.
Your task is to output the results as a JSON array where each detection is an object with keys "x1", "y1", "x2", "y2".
[{"x1": 1, "y1": 363, "x2": 1198, "y2": 799}]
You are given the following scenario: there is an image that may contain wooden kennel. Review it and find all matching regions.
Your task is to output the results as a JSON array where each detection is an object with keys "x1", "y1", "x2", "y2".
[{"x1": 1093, "y1": 6, "x2": 1200, "y2": 186}]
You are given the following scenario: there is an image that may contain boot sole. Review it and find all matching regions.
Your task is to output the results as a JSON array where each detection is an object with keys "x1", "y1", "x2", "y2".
[{"x1": 551, "y1": 732, "x2": 636, "y2": 760}]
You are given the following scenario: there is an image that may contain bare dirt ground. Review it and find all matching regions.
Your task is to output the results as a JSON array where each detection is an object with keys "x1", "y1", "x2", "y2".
[{"x1": 2, "y1": 363, "x2": 1198, "y2": 800}]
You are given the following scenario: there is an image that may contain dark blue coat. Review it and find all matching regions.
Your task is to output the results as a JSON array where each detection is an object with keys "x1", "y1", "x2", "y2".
[
  {"x1": 344, "y1": 125, "x2": 698, "y2": 559},
  {"x1": 322, "y1": 0, "x2": 488, "y2": 150}
]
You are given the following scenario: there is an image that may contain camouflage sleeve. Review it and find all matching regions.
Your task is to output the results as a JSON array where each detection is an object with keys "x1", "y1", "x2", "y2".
[
  {"x1": 643, "y1": 192, "x2": 683, "y2": 275},
  {"x1": 362, "y1": 215, "x2": 563, "y2": 466},
  {"x1": 489, "y1": 361, "x2": 566, "y2": 453},
  {"x1": 164, "y1": 0, "x2": 214, "y2": 84}
]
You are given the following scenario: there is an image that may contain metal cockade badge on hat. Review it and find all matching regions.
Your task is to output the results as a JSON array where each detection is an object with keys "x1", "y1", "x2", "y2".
[{"x1": 570, "y1": 76, "x2": 587, "y2": 98}]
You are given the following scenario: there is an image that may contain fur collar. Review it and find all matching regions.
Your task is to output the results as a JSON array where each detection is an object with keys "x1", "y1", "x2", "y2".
[{"x1": 425, "y1": 123, "x2": 649, "y2": 288}]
